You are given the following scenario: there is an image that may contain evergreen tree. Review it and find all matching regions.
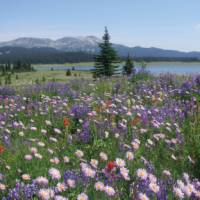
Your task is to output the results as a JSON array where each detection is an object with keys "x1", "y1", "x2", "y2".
[
  {"x1": 7, "y1": 73, "x2": 12, "y2": 84},
  {"x1": 2, "y1": 66, "x2": 6, "y2": 76},
  {"x1": 123, "y1": 54, "x2": 135, "y2": 76},
  {"x1": 13, "y1": 61, "x2": 21, "y2": 71},
  {"x1": 5, "y1": 62, "x2": 11, "y2": 72},
  {"x1": 93, "y1": 27, "x2": 118, "y2": 77},
  {"x1": 66, "y1": 69, "x2": 71, "y2": 76},
  {"x1": 42, "y1": 76, "x2": 46, "y2": 82}
]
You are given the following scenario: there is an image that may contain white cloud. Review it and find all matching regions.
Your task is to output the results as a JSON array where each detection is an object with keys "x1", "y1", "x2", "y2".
[{"x1": 195, "y1": 23, "x2": 200, "y2": 30}]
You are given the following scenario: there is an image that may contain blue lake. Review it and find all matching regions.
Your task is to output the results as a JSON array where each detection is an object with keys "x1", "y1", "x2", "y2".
[{"x1": 35, "y1": 62, "x2": 200, "y2": 74}]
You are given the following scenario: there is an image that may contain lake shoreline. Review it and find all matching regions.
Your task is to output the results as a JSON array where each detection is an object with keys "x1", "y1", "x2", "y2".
[
  {"x1": 33, "y1": 61, "x2": 200, "y2": 68},
  {"x1": 33, "y1": 62, "x2": 200, "y2": 74}
]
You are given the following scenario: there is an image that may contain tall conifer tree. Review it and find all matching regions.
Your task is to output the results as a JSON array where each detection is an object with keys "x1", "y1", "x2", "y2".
[
  {"x1": 123, "y1": 54, "x2": 134, "y2": 75},
  {"x1": 93, "y1": 27, "x2": 118, "y2": 77}
]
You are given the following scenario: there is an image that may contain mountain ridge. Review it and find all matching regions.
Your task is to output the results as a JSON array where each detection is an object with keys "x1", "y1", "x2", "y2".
[{"x1": 0, "y1": 36, "x2": 200, "y2": 59}]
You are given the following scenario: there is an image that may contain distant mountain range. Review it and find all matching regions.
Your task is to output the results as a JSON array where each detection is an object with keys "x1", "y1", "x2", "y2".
[
  {"x1": 0, "y1": 36, "x2": 101, "y2": 52},
  {"x1": 0, "y1": 36, "x2": 200, "y2": 63}
]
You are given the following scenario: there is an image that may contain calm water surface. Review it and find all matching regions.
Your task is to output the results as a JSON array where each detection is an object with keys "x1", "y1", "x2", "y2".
[{"x1": 35, "y1": 62, "x2": 200, "y2": 74}]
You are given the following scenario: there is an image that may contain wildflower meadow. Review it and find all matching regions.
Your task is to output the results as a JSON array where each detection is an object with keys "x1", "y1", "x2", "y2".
[{"x1": 0, "y1": 73, "x2": 200, "y2": 200}]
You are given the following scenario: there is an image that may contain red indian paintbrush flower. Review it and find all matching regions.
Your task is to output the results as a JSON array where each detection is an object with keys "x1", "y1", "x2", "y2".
[
  {"x1": 130, "y1": 116, "x2": 141, "y2": 126},
  {"x1": 106, "y1": 161, "x2": 116, "y2": 171},
  {"x1": 0, "y1": 145, "x2": 5, "y2": 154},
  {"x1": 63, "y1": 117, "x2": 70, "y2": 127}
]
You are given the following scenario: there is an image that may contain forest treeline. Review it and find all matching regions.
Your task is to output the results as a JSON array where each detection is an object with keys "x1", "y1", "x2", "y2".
[{"x1": 0, "y1": 47, "x2": 199, "y2": 64}]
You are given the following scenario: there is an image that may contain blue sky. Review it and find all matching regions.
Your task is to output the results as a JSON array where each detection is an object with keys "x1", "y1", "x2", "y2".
[{"x1": 0, "y1": 0, "x2": 200, "y2": 51}]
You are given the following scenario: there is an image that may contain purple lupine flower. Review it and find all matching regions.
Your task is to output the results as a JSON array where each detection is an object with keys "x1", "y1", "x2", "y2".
[
  {"x1": 195, "y1": 75, "x2": 200, "y2": 87},
  {"x1": 70, "y1": 104, "x2": 90, "y2": 119},
  {"x1": 79, "y1": 121, "x2": 91, "y2": 143}
]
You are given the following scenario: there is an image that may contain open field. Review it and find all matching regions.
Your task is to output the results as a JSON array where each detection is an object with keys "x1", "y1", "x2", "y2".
[
  {"x1": 33, "y1": 62, "x2": 95, "y2": 68},
  {"x1": 33, "y1": 61, "x2": 200, "y2": 69},
  {"x1": 0, "y1": 71, "x2": 92, "y2": 86},
  {"x1": 0, "y1": 72, "x2": 200, "y2": 199}
]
